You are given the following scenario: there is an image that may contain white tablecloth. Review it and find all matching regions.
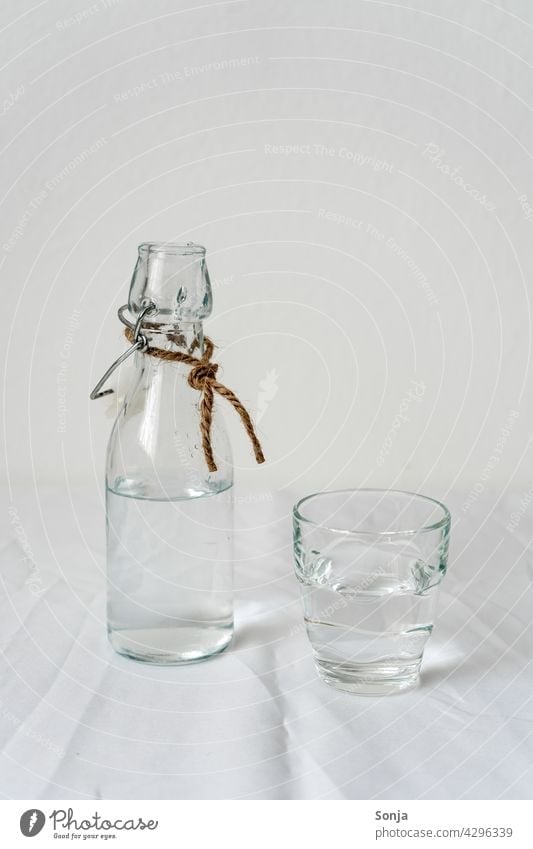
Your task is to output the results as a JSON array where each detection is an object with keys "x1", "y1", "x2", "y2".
[{"x1": 1, "y1": 485, "x2": 531, "y2": 800}]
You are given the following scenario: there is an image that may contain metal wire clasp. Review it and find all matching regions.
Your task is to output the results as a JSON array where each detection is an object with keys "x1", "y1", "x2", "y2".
[{"x1": 89, "y1": 302, "x2": 156, "y2": 400}]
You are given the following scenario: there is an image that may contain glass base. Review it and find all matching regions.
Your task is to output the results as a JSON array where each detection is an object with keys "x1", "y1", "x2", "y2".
[
  {"x1": 314, "y1": 657, "x2": 421, "y2": 695},
  {"x1": 108, "y1": 624, "x2": 233, "y2": 665}
]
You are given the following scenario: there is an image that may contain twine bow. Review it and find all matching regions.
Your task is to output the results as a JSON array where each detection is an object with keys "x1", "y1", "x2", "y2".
[{"x1": 125, "y1": 328, "x2": 265, "y2": 473}]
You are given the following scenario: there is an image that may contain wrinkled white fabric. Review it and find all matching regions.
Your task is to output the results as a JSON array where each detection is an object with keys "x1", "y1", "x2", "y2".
[{"x1": 1, "y1": 485, "x2": 531, "y2": 799}]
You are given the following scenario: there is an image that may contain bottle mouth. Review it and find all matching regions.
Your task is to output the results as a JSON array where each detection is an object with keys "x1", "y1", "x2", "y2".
[{"x1": 139, "y1": 241, "x2": 206, "y2": 256}]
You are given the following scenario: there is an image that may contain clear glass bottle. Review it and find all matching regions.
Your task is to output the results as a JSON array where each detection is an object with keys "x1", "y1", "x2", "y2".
[{"x1": 105, "y1": 242, "x2": 234, "y2": 664}]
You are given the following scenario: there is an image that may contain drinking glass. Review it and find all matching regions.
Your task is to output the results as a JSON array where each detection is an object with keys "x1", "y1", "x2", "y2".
[{"x1": 293, "y1": 489, "x2": 451, "y2": 695}]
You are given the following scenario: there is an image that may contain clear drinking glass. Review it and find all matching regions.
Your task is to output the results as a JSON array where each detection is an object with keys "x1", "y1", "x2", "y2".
[{"x1": 293, "y1": 489, "x2": 451, "y2": 695}]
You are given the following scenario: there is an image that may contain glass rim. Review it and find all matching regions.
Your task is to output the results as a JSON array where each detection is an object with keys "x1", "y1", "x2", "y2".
[
  {"x1": 293, "y1": 488, "x2": 451, "y2": 537},
  {"x1": 138, "y1": 241, "x2": 206, "y2": 256}
]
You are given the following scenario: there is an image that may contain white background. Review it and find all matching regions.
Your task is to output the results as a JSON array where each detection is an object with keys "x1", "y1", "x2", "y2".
[{"x1": 2, "y1": 0, "x2": 533, "y2": 499}]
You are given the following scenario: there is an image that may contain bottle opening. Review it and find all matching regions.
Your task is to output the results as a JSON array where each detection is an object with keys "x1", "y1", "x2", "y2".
[
  {"x1": 130, "y1": 240, "x2": 212, "y2": 321},
  {"x1": 139, "y1": 241, "x2": 206, "y2": 256}
]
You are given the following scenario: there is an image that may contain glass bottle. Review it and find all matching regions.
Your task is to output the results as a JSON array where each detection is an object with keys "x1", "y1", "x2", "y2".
[{"x1": 105, "y1": 242, "x2": 234, "y2": 664}]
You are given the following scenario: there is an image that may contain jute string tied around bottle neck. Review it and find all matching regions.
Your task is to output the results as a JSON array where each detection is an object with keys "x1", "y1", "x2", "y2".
[{"x1": 124, "y1": 326, "x2": 265, "y2": 474}]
